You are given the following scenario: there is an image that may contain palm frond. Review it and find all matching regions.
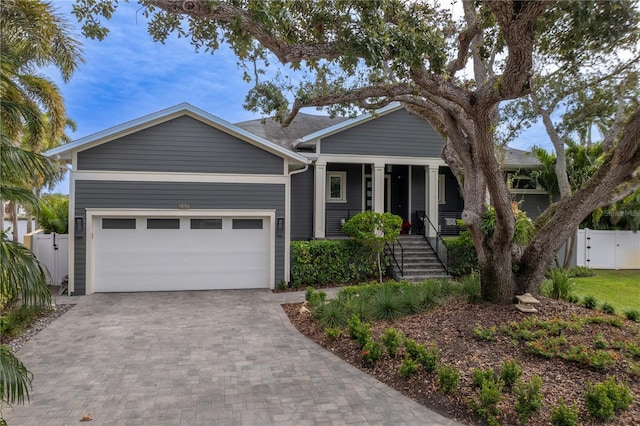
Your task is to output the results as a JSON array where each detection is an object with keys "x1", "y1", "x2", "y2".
[
  {"x1": 0, "y1": 237, "x2": 52, "y2": 307},
  {"x1": 0, "y1": 345, "x2": 32, "y2": 406},
  {"x1": 0, "y1": 136, "x2": 57, "y2": 183}
]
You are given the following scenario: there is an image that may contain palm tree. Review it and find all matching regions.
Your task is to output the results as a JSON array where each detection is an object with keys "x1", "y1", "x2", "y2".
[
  {"x1": 1, "y1": 0, "x2": 83, "y2": 145},
  {"x1": 0, "y1": 138, "x2": 53, "y2": 422},
  {"x1": 1, "y1": 0, "x2": 82, "y2": 241},
  {"x1": 0, "y1": 1, "x2": 82, "y2": 419}
]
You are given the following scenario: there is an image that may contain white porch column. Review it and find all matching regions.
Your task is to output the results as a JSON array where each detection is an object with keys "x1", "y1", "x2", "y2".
[
  {"x1": 373, "y1": 163, "x2": 385, "y2": 213},
  {"x1": 426, "y1": 165, "x2": 439, "y2": 237},
  {"x1": 314, "y1": 162, "x2": 327, "y2": 238}
]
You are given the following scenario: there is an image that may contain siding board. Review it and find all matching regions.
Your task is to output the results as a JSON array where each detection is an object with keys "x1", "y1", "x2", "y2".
[
  {"x1": 77, "y1": 116, "x2": 284, "y2": 174},
  {"x1": 74, "y1": 180, "x2": 285, "y2": 295},
  {"x1": 290, "y1": 167, "x2": 314, "y2": 240},
  {"x1": 320, "y1": 109, "x2": 444, "y2": 157}
]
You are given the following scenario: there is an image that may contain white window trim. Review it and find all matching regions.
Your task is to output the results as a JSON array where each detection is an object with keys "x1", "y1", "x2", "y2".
[
  {"x1": 438, "y1": 174, "x2": 446, "y2": 204},
  {"x1": 326, "y1": 171, "x2": 347, "y2": 203},
  {"x1": 506, "y1": 173, "x2": 547, "y2": 194}
]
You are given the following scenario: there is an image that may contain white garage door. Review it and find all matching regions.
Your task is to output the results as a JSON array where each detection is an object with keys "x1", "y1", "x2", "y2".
[{"x1": 93, "y1": 215, "x2": 271, "y2": 292}]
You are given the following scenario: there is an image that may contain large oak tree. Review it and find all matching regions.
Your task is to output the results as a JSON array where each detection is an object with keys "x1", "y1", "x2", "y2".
[{"x1": 73, "y1": 0, "x2": 640, "y2": 304}]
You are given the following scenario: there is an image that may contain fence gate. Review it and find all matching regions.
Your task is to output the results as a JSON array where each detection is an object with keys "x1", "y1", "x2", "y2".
[
  {"x1": 29, "y1": 232, "x2": 69, "y2": 285},
  {"x1": 577, "y1": 229, "x2": 640, "y2": 269}
]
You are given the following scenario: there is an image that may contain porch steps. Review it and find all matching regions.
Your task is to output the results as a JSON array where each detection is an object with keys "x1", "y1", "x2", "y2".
[{"x1": 386, "y1": 235, "x2": 449, "y2": 282}]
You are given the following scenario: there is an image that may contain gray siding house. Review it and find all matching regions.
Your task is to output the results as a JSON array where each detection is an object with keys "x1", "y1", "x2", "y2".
[{"x1": 47, "y1": 102, "x2": 546, "y2": 295}]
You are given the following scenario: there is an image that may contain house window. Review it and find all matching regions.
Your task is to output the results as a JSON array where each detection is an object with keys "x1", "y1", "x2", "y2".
[
  {"x1": 438, "y1": 174, "x2": 446, "y2": 204},
  {"x1": 232, "y1": 219, "x2": 263, "y2": 230},
  {"x1": 326, "y1": 172, "x2": 347, "y2": 202},
  {"x1": 102, "y1": 218, "x2": 136, "y2": 229},
  {"x1": 147, "y1": 218, "x2": 180, "y2": 229},
  {"x1": 190, "y1": 219, "x2": 222, "y2": 229},
  {"x1": 506, "y1": 171, "x2": 545, "y2": 193}
]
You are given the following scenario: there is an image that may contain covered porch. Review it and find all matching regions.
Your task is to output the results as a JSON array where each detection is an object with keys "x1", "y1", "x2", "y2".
[{"x1": 313, "y1": 158, "x2": 461, "y2": 238}]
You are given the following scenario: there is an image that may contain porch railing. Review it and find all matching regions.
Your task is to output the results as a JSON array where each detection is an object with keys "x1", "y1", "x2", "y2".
[
  {"x1": 325, "y1": 209, "x2": 359, "y2": 237},
  {"x1": 385, "y1": 239, "x2": 404, "y2": 276},
  {"x1": 420, "y1": 213, "x2": 449, "y2": 273}
]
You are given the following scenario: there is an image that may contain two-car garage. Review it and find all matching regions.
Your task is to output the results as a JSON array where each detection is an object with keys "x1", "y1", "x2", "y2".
[{"x1": 88, "y1": 210, "x2": 274, "y2": 293}]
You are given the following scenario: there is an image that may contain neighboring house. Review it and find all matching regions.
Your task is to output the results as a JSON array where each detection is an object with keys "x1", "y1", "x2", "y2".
[{"x1": 46, "y1": 102, "x2": 546, "y2": 295}]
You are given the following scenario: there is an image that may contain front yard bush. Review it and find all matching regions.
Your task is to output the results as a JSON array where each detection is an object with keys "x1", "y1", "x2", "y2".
[
  {"x1": 291, "y1": 239, "x2": 379, "y2": 286},
  {"x1": 445, "y1": 231, "x2": 478, "y2": 276}
]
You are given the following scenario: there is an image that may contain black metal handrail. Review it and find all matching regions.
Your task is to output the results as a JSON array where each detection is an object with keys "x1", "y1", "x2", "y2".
[
  {"x1": 385, "y1": 238, "x2": 404, "y2": 276},
  {"x1": 420, "y1": 213, "x2": 449, "y2": 273}
]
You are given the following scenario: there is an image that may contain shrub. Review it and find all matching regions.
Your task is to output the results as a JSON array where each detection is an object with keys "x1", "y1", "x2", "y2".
[
  {"x1": 473, "y1": 324, "x2": 497, "y2": 342},
  {"x1": 342, "y1": 211, "x2": 402, "y2": 282},
  {"x1": 550, "y1": 399, "x2": 579, "y2": 426},
  {"x1": 416, "y1": 344, "x2": 439, "y2": 372},
  {"x1": 500, "y1": 358, "x2": 523, "y2": 386},
  {"x1": 405, "y1": 339, "x2": 439, "y2": 372},
  {"x1": 414, "y1": 281, "x2": 441, "y2": 308},
  {"x1": 369, "y1": 285, "x2": 406, "y2": 320},
  {"x1": 583, "y1": 295, "x2": 597, "y2": 310},
  {"x1": 514, "y1": 375, "x2": 544, "y2": 425},
  {"x1": 445, "y1": 231, "x2": 478, "y2": 276},
  {"x1": 472, "y1": 368, "x2": 496, "y2": 388},
  {"x1": 324, "y1": 326, "x2": 343, "y2": 340},
  {"x1": 624, "y1": 309, "x2": 639, "y2": 321},
  {"x1": 381, "y1": 328, "x2": 404, "y2": 358},
  {"x1": 436, "y1": 365, "x2": 460, "y2": 395},
  {"x1": 305, "y1": 286, "x2": 315, "y2": 301},
  {"x1": 35, "y1": 193, "x2": 69, "y2": 234},
  {"x1": 567, "y1": 266, "x2": 594, "y2": 277},
  {"x1": 460, "y1": 272, "x2": 481, "y2": 303},
  {"x1": 317, "y1": 300, "x2": 348, "y2": 328},
  {"x1": 542, "y1": 268, "x2": 575, "y2": 301},
  {"x1": 584, "y1": 377, "x2": 633, "y2": 419},
  {"x1": 0, "y1": 305, "x2": 49, "y2": 339},
  {"x1": 291, "y1": 239, "x2": 378, "y2": 285},
  {"x1": 307, "y1": 289, "x2": 327, "y2": 310},
  {"x1": 347, "y1": 314, "x2": 371, "y2": 348},
  {"x1": 593, "y1": 333, "x2": 608, "y2": 350},
  {"x1": 398, "y1": 285, "x2": 423, "y2": 314},
  {"x1": 600, "y1": 302, "x2": 615, "y2": 315},
  {"x1": 362, "y1": 340, "x2": 383, "y2": 364},
  {"x1": 474, "y1": 376, "x2": 504, "y2": 425},
  {"x1": 399, "y1": 355, "x2": 419, "y2": 378}
]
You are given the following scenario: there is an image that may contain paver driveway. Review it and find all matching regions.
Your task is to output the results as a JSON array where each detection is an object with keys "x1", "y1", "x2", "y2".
[{"x1": 4, "y1": 290, "x2": 464, "y2": 425}]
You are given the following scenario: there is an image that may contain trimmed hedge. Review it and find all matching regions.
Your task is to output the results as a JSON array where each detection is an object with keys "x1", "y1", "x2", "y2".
[
  {"x1": 445, "y1": 231, "x2": 479, "y2": 276},
  {"x1": 291, "y1": 239, "x2": 380, "y2": 285}
]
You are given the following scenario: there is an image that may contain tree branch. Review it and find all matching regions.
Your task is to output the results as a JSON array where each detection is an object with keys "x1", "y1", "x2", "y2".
[
  {"x1": 143, "y1": 0, "x2": 344, "y2": 63},
  {"x1": 280, "y1": 83, "x2": 420, "y2": 126},
  {"x1": 480, "y1": 0, "x2": 551, "y2": 103}
]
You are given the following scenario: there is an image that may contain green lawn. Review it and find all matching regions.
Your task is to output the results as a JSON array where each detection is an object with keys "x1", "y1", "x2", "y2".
[{"x1": 571, "y1": 269, "x2": 640, "y2": 314}]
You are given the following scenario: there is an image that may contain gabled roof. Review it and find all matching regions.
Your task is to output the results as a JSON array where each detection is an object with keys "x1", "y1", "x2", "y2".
[
  {"x1": 500, "y1": 147, "x2": 541, "y2": 169},
  {"x1": 235, "y1": 113, "x2": 349, "y2": 150},
  {"x1": 45, "y1": 103, "x2": 309, "y2": 164},
  {"x1": 296, "y1": 102, "x2": 403, "y2": 147}
]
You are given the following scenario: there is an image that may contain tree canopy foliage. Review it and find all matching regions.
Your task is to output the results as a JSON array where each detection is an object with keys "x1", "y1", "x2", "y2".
[
  {"x1": 72, "y1": 0, "x2": 640, "y2": 304},
  {"x1": 1, "y1": 1, "x2": 82, "y2": 419}
]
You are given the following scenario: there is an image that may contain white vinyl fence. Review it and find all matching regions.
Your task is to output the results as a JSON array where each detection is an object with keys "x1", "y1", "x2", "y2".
[
  {"x1": 25, "y1": 231, "x2": 69, "y2": 285},
  {"x1": 576, "y1": 229, "x2": 640, "y2": 269}
]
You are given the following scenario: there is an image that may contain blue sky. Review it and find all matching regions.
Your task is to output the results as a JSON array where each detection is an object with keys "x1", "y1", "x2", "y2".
[{"x1": 43, "y1": 1, "x2": 546, "y2": 193}]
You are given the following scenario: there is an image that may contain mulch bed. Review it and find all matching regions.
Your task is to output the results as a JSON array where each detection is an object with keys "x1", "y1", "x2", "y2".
[{"x1": 283, "y1": 296, "x2": 640, "y2": 425}]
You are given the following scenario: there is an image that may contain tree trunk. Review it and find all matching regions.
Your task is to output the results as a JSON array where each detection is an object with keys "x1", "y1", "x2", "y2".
[
  {"x1": 9, "y1": 202, "x2": 19, "y2": 242},
  {"x1": 0, "y1": 199, "x2": 4, "y2": 233},
  {"x1": 479, "y1": 255, "x2": 515, "y2": 304},
  {"x1": 562, "y1": 233, "x2": 576, "y2": 269}
]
